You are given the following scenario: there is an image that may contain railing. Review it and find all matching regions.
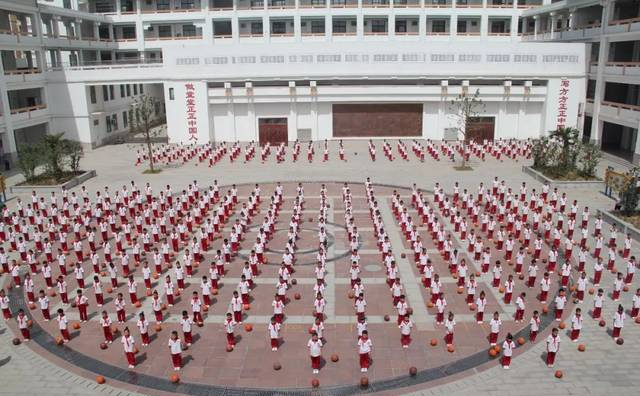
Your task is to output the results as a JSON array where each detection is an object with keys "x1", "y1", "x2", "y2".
[
  {"x1": 487, "y1": 3, "x2": 514, "y2": 7},
  {"x1": 214, "y1": 34, "x2": 233, "y2": 38},
  {"x1": 425, "y1": 3, "x2": 452, "y2": 7},
  {"x1": 3, "y1": 68, "x2": 41, "y2": 75},
  {"x1": 455, "y1": 3, "x2": 484, "y2": 7},
  {"x1": 586, "y1": 98, "x2": 594, "y2": 103},
  {"x1": 457, "y1": 31, "x2": 481, "y2": 36},
  {"x1": 575, "y1": 22, "x2": 601, "y2": 29},
  {"x1": 395, "y1": 31, "x2": 420, "y2": 35},
  {"x1": 332, "y1": 31, "x2": 358, "y2": 36},
  {"x1": 601, "y1": 100, "x2": 640, "y2": 112},
  {"x1": 145, "y1": 35, "x2": 203, "y2": 41},
  {"x1": 10, "y1": 104, "x2": 46, "y2": 115},
  {"x1": 330, "y1": 3, "x2": 359, "y2": 7},
  {"x1": 488, "y1": 32, "x2": 511, "y2": 36},
  {"x1": 364, "y1": 31, "x2": 389, "y2": 35},
  {"x1": 0, "y1": 28, "x2": 35, "y2": 37},
  {"x1": 299, "y1": 3, "x2": 328, "y2": 8},
  {"x1": 141, "y1": 7, "x2": 202, "y2": 13},
  {"x1": 362, "y1": 2, "x2": 391, "y2": 7},
  {"x1": 270, "y1": 32, "x2": 295, "y2": 37},
  {"x1": 239, "y1": 32, "x2": 264, "y2": 37},
  {"x1": 115, "y1": 37, "x2": 137, "y2": 42},
  {"x1": 301, "y1": 31, "x2": 326, "y2": 36},
  {"x1": 605, "y1": 61, "x2": 640, "y2": 67},
  {"x1": 268, "y1": 4, "x2": 297, "y2": 9},
  {"x1": 608, "y1": 16, "x2": 640, "y2": 26},
  {"x1": 428, "y1": 31, "x2": 450, "y2": 35}
]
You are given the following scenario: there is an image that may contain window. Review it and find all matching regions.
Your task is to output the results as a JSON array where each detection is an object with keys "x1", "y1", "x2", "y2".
[
  {"x1": 182, "y1": 25, "x2": 196, "y2": 37},
  {"x1": 106, "y1": 116, "x2": 112, "y2": 133},
  {"x1": 112, "y1": 114, "x2": 118, "y2": 131},
  {"x1": 126, "y1": 84, "x2": 131, "y2": 96},
  {"x1": 90, "y1": 86, "x2": 96, "y2": 104},
  {"x1": 396, "y1": 20, "x2": 407, "y2": 33},
  {"x1": 432, "y1": 20, "x2": 446, "y2": 32},
  {"x1": 371, "y1": 20, "x2": 386, "y2": 33},
  {"x1": 102, "y1": 85, "x2": 109, "y2": 101},
  {"x1": 123, "y1": 111, "x2": 128, "y2": 129},
  {"x1": 311, "y1": 21, "x2": 324, "y2": 33},
  {"x1": 93, "y1": 119, "x2": 99, "y2": 126},
  {"x1": 169, "y1": 87, "x2": 175, "y2": 100},
  {"x1": 272, "y1": 22, "x2": 286, "y2": 34},
  {"x1": 158, "y1": 25, "x2": 172, "y2": 38},
  {"x1": 133, "y1": 84, "x2": 138, "y2": 95},
  {"x1": 157, "y1": 0, "x2": 170, "y2": 10},
  {"x1": 332, "y1": 0, "x2": 346, "y2": 5},
  {"x1": 109, "y1": 85, "x2": 115, "y2": 100},
  {"x1": 122, "y1": 26, "x2": 136, "y2": 39},
  {"x1": 457, "y1": 20, "x2": 467, "y2": 33},
  {"x1": 180, "y1": 0, "x2": 196, "y2": 8},
  {"x1": 333, "y1": 20, "x2": 347, "y2": 33},
  {"x1": 140, "y1": 84, "x2": 144, "y2": 94},
  {"x1": 251, "y1": 22, "x2": 263, "y2": 35},
  {"x1": 120, "y1": 84, "x2": 125, "y2": 98},
  {"x1": 311, "y1": 0, "x2": 325, "y2": 4}
]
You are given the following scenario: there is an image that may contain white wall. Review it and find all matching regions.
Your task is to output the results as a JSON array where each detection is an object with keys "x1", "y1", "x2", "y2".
[{"x1": 165, "y1": 80, "x2": 209, "y2": 144}]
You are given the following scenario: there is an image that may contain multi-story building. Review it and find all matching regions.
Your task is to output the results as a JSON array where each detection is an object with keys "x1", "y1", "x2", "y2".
[
  {"x1": 0, "y1": 0, "x2": 589, "y2": 165},
  {"x1": 522, "y1": 0, "x2": 640, "y2": 163}
]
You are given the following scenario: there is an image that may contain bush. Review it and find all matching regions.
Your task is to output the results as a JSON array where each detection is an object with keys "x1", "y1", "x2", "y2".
[
  {"x1": 578, "y1": 142, "x2": 601, "y2": 178},
  {"x1": 619, "y1": 167, "x2": 640, "y2": 215},
  {"x1": 532, "y1": 127, "x2": 601, "y2": 180},
  {"x1": 17, "y1": 144, "x2": 43, "y2": 182}
]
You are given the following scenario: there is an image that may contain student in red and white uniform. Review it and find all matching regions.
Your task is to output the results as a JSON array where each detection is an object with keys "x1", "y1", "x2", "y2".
[
  {"x1": 399, "y1": 315, "x2": 413, "y2": 348},
  {"x1": 625, "y1": 256, "x2": 636, "y2": 285},
  {"x1": 180, "y1": 310, "x2": 194, "y2": 346},
  {"x1": 612, "y1": 304, "x2": 626, "y2": 341},
  {"x1": 475, "y1": 291, "x2": 487, "y2": 323},
  {"x1": 632, "y1": 288, "x2": 640, "y2": 318},
  {"x1": 121, "y1": 327, "x2": 137, "y2": 369},
  {"x1": 168, "y1": 330, "x2": 183, "y2": 371},
  {"x1": 514, "y1": 292, "x2": 526, "y2": 322},
  {"x1": 268, "y1": 316, "x2": 281, "y2": 351},
  {"x1": 546, "y1": 327, "x2": 560, "y2": 367},
  {"x1": 0, "y1": 289, "x2": 11, "y2": 320},
  {"x1": 231, "y1": 291, "x2": 243, "y2": 324},
  {"x1": 100, "y1": 310, "x2": 113, "y2": 343},
  {"x1": 435, "y1": 292, "x2": 447, "y2": 325},
  {"x1": 489, "y1": 312, "x2": 502, "y2": 346},
  {"x1": 570, "y1": 308, "x2": 583, "y2": 342},
  {"x1": 56, "y1": 308, "x2": 70, "y2": 342},
  {"x1": 444, "y1": 312, "x2": 456, "y2": 346},
  {"x1": 308, "y1": 332, "x2": 323, "y2": 374},
  {"x1": 539, "y1": 272, "x2": 551, "y2": 303},
  {"x1": 16, "y1": 309, "x2": 30, "y2": 341},
  {"x1": 75, "y1": 289, "x2": 89, "y2": 322},
  {"x1": 554, "y1": 290, "x2": 567, "y2": 321},
  {"x1": 357, "y1": 330, "x2": 372, "y2": 373},
  {"x1": 137, "y1": 312, "x2": 150, "y2": 346},
  {"x1": 501, "y1": 333, "x2": 516, "y2": 369},
  {"x1": 529, "y1": 310, "x2": 541, "y2": 342},
  {"x1": 38, "y1": 290, "x2": 50, "y2": 321}
]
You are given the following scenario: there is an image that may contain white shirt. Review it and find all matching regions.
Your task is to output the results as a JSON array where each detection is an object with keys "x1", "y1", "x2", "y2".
[
  {"x1": 168, "y1": 338, "x2": 182, "y2": 354},
  {"x1": 490, "y1": 318, "x2": 502, "y2": 333},
  {"x1": 307, "y1": 339, "x2": 323, "y2": 357},
  {"x1": 121, "y1": 335, "x2": 135, "y2": 352},
  {"x1": 358, "y1": 338, "x2": 372, "y2": 354}
]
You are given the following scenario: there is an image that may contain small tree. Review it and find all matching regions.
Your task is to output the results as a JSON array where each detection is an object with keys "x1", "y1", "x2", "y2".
[
  {"x1": 550, "y1": 127, "x2": 580, "y2": 171},
  {"x1": 619, "y1": 167, "x2": 640, "y2": 215},
  {"x1": 578, "y1": 142, "x2": 601, "y2": 178},
  {"x1": 449, "y1": 89, "x2": 485, "y2": 168},
  {"x1": 41, "y1": 133, "x2": 67, "y2": 181},
  {"x1": 65, "y1": 140, "x2": 84, "y2": 174},
  {"x1": 131, "y1": 94, "x2": 159, "y2": 172},
  {"x1": 17, "y1": 144, "x2": 42, "y2": 182}
]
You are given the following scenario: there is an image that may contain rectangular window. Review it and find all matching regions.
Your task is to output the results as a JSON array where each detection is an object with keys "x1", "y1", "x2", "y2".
[
  {"x1": 106, "y1": 116, "x2": 112, "y2": 133},
  {"x1": 432, "y1": 20, "x2": 446, "y2": 32},
  {"x1": 371, "y1": 20, "x2": 386, "y2": 33},
  {"x1": 272, "y1": 22, "x2": 286, "y2": 34},
  {"x1": 133, "y1": 84, "x2": 138, "y2": 95},
  {"x1": 109, "y1": 85, "x2": 115, "y2": 100},
  {"x1": 457, "y1": 20, "x2": 467, "y2": 33},
  {"x1": 123, "y1": 111, "x2": 128, "y2": 129},
  {"x1": 396, "y1": 20, "x2": 407, "y2": 33},
  {"x1": 90, "y1": 86, "x2": 97, "y2": 104},
  {"x1": 126, "y1": 84, "x2": 131, "y2": 96},
  {"x1": 311, "y1": 21, "x2": 324, "y2": 33},
  {"x1": 251, "y1": 22, "x2": 263, "y2": 35},
  {"x1": 102, "y1": 85, "x2": 109, "y2": 101},
  {"x1": 157, "y1": 0, "x2": 171, "y2": 10},
  {"x1": 112, "y1": 114, "x2": 118, "y2": 131},
  {"x1": 182, "y1": 25, "x2": 196, "y2": 37},
  {"x1": 140, "y1": 84, "x2": 144, "y2": 94},
  {"x1": 120, "y1": 84, "x2": 125, "y2": 98},
  {"x1": 158, "y1": 25, "x2": 172, "y2": 38},
  {"x1": 93, "y1": 119, "x2": 99, "y2": 126},
  {"x1": 169, "y1": 87, "x2": 175, "y2": 100},
  {"x1": 333, "y1": 20, "x2": 347, "y2": 33}
]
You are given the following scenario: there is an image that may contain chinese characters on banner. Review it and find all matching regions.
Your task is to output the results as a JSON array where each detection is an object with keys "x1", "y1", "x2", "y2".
[
  {"x1": 185, "y1": 83, "x2": 198, "y2": 141},
  {"x1": 556, "y1": 78, "x2": 569, "y2": 130}
]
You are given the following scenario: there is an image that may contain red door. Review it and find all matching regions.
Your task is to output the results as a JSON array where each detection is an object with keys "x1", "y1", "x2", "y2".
[{"x1": 259, "y1": 118, "x2": 288, "y2": 146}]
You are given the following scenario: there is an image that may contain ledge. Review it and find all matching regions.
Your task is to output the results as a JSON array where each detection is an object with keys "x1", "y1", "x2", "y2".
[
  {"x1": 522, "y1": 166, "x2": 604, "y2": 189},
  {"x1": 597, "y1": 209, "x2": 640, "y2": 241},
  {"x1": 9, "y1": 170, "x2": 96, "y2": 193}
]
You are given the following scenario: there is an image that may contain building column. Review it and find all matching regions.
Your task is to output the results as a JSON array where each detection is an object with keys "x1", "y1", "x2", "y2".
[
  {"x1": 263, "y1": 15, "x2": 270, "y2": 42},
  {"x1": 389, "y1": 13, "x2": 395, "y2": 38},
  {"x1": 634, "y1": 121, "x2": 640, "y2": 164},
  {"x1": 550, "y1": 12, "x2": 557, "y2": 38},
  {"x1": 116, "y1": 0, "x2": 122, "y2": 15},
  {"x1": 450, "y1": 15, "x2": 457, "y2": 37},
  {"x1": 481, "y1": 14, "x2": 488, "y2": 38},
  {"x1": 357, "y1": 14, "x2": 364, "y2": 38},
  {"x1": 52, "y1": 15, "x2": 60, "y2": 38},
  {"x1": 510, "y1": 16, "x2": 518, "y2": 38},
  {"x1": 75, "y1": 19, "x2": 83, "y2": 40},
  {"x1": 325, "y1": 15, "x2": 332, "y2": 40},
  {"x1": 294, "y1": 14, "x2": 301, "y2": 41},
  {"x1": 590, "y1": 1, "x2": 615, "y2": 145},
  {"x1": 533, "y1": 15, "x2": 539, "y2": 39},
  {"x1": 0, "y1": 56, "x2": 16, "y2": 159},
  {"x1": 248, "y1": 99, "x2": 256, "y2": 141},
  {"x1": 418, "y1": 13, "x2": 426, "y2": 37},
  {"x1": 289, "y1": 97, "x2": 298, "y2": 141},
  {"x1": 568, "y1": 8, "x2": 576, "y2": 30}
]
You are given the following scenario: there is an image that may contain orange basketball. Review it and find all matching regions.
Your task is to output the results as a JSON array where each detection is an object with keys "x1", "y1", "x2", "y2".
[
  {"x1": 430, "y1": 338, "x2": 438, "y2": 346},
  {"x1": 469, "y1": 303, "x2": 476, "y2": 311},
  {"x1": 518, "y1": 274, "x2": 525, "y2": 280},
  {"x1": 517, "y1": 337, "x2": 525, "y2": 346},
  {"x1": 28, "y1": 303, "x2": 36, "y2": 310},
  {"x1": 498, "y1": 287, "x2": 505, "y2": 294},
  {"x1": 170, "y1": 373, "x2": 180, "y2": 383},
  {"x1": 554, "y1": 370, "x2": 563, "y2": 379},
  {"x1": 96, "y1": 375, "x2": 106, "y2": 384},
  {"x1": 635, "y1": 316, "x2": 640, "y2": 324},
  {"x1": 72, "y1": 322, "x2": 81, "y2": 330},
  {"x1": 110, "y1": 325, "x2": 119, "y2": 334},
  {"x1": 243, "y1": 303, "x2": 250, "y2": 310},
  {"x1": 175, "y1": 290, "x2": 181, "y2": 297},
  {"x1": 55, "y1": 336, "x2": 64, "y2": 345},
  {"x1": 347, "y1": 291, "x2": 355, "y2": 299},
  {"x1": 409, "y1": 366, "x2": 417, "y2": 376},
  {"x1": 360, "y1": 377, "x2": 369, "y2": 388},
  {"x1": 456, "y1": 287, "x2": 464, "y2": 294},
  {"x1": 475, "y1": 271, "x2": 481, "y2": 277},
  {"x1": 155, "y1": 324, "x2": 162, "y2": 332},
  {"x1": 577, "y1": 344, "x2": 586, "y2": 352},
  {"x1": 311, "y1": 379, "x2": 320, "y2": 388},
  {"x1": 27, "y1": 319, "x2": 33, "y2": 328},
  {"x1": 161, "y1": 303, "x2": 167, "y2": 310},
  {"x1": 588, "y1": 288, "x2": 595, "y2": 295},
  {"x1": 152, "y1": 272, "x2": 159, "y2": 279},
  {"x1": 623, "y1": 285, "x2": 629, "y2": 292},
  {"x1": 134, "y1": 301, "x2": 142, "y2": 308},
  {"x1": 294, "y1": 293, "x2": 301, "y2": 300},
  {"x1": 400, "y1": 253, "x2": 406, "y2": 259},
  {"x1": 569, "y1": 286, "x2": 576, "y2": 292},
  {"x1": 407, "y1": 307, "x2": 413, "y2": 315},
  {"x1": 542, "y1": 306, "x2": 549, "y2": 314},
  {"x1": 427, "y1": 302, "x2": 434, "y2": 308},
  {"x1": 331, "y1": 354, "x2": 339, "y2": 362},
  {"x1": 203, "y1": 305, "x2": 209, "y2": 312},
  {"x1": 447, "y1": 345, "x2": 455, "y2": 353},
  {"x1": 558, "y1": 322, "x2": 566, "y2": 330},
  {"x1": 493, "y1": 345, "x2": 501, "y2": 354},
  {"x1": 49, "y1": 290, "x2": 57, "y2": 297},
  {"x1": 145, "y1": 290, "x2": 152, "y2": 297},
  {"x1": 226, "y1": 344, "x2": 234, "y2": 352},
  {"x1": 212, "y1": 288, "x2": 219, "y2": 295},
  {"x1": 244, "y1": 324, "x2": 253, "y2": 332},
  {"x1": 489, "y1": 348, "x2": 497, "y2": 357},
  {"x1": 106, "y1": 287, "x2": 113, "y2": 294}
]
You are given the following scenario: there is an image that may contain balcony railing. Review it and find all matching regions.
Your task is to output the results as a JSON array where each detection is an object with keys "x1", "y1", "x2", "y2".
[
  {"x1": 3, "y1": 68, "x2": 41, "y2": 75},
  {"x1": 141, "y1": 7, "x2": 202, "y2": 13},
  {"x1": 457, "y1": 31, "x2": 481, "y2": 36},
  {"x1": 301, "y1": 31, "x2": 326, "y2": 36},
  {"x1": 608, "y1": 16, "x2": 640, "y2": 26},
  {"x1": 395, "y1": 31, "x2": 420, "y2": 35},
  {"x1": 0, "y1": 29, "x2": 36, "y2": 38},
  {"x1": 488, "y1": 32, "x2": 511, "y2": 36},
  {"x1": 364, "y1": 31, "x2": 389, "y2": 35},
  {"x1": 10, "y1": 104, "x2": 46, "y2": 115},
  {"x1": 602, "y1": 100, "x2": 640, "y2": 112}
]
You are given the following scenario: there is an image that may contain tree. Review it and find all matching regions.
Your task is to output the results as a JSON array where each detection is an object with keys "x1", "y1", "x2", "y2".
[
  {"x1": 449, "y1": 88, "x2": 485, "y2": 168},
  {"x1": 550, "y1": 127, "x2": 580, "y2": 171},
  {"x1": 17, "y1": 144, "x2": 42, "y2": 182},
  {"x1": 41, "y1": 133, "x2": 68, "y2": 181},
  {"x1": 64, "y1": 140, "x2": 84, "y2": 174},
  {"x1": 130, "y1": 94, "x2": 159, "y2": 172},
  {"x1": 619, "y1": 167, "x2": 640, "y2": 215},
  {"x1": 578, "y1": 142, "x2": 601, "y2": 178}
]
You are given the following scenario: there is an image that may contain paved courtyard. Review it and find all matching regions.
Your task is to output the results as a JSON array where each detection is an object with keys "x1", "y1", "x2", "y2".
[{"x1": 0, "y1": 140, "x2": 639, "y2": 396}]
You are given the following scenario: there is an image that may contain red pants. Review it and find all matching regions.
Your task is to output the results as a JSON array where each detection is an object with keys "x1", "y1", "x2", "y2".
[
  {"x1": 401, "y1": 334, "x2": 411, "y2": 346},
  {"x1": 515, "y1": 309, "x2": 524, "y2": 321},
  {"x1": 529, "y1": 330, "x2": 537, "y2": 342},
  {"x1": 359, "y1": 353, "x2": 370, "y2": 369},
  {"x1": 570, "y1": 329, "x2": 580, "y2": 341},
  {"x1": 126, "y1": 352, "x2": 136, "y2": 366},
  {"x1": 171, "y1": 353, "x2": 182, "y2": 369},
  {"x1": 501, "y1": 355, "x2": 511, "y2": 367},
  {"x1": 445, "y1": 333, "x2": 454, "y2": 345},
  {"x1": 103, "y1": 327, "x2": 113, "y2": 342},
  {"x1": 184, "y1": 331, "x2": 192, "y2": 345},
  {"x1": 79, "y1": 305, "x2": 88, "y2": 321},
  {"x1": 555, "y1": 308, "x2": 563, "y2": 320},
  {"x1": 61, "y1": 329, "x2": 70, "y2": 341},
  {"x1": 592, "y1": 307, "x2": 602, "y2": 318},
  {"x1": 227, "y1": 332, "x2": 235, "y2": 346},
  {"x1": 117, "y1": 309, "x2": 126, "y2": 322},
  {"x1": 489, "y1": 332, "x2": 498, "y2": 344},
  {"x1": 2, "y1": 308, "x2": 11, "y2": 319},
  {"x1": 476, "y1": 312, "x2": 484, "y2": 322},
  {"x1": 546, "y1": 351, "x2": 556, "y2": 366},
  {"x1": 612, "y1": 326, "x2": 621, "y2": 338},
  {"x1": 154, "y1": 310, "x2": 163, "y2": 322},
  {"x1": 271, "y1": 338, "x2": 279, "y2": 349},
  {"x1": 311, "y1": 355, "x2": 321, "y2": 370},
  {"x1": 20, "y1": 328, "x2": 31, "y2": 340},
  {"x1": 234, "y1": 311, "x2": 242, "y2": 323},
  {"x1": 141, "y1": 333, "x2": 150, "y2": 345}
]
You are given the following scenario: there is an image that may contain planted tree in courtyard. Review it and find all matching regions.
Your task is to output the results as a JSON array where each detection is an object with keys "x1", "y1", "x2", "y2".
[
  {"x1": 449, "y1": 88, "x2": 485, "y2": 168},
  {"x1": 130, "y1": 94, "x2": 159, "y2": 173},
  {"x1": 17, "y1": 144, "x2": 42, "y2": 182},
  {"x1": 619, "y1": 167, "x2": 640, "y2": 215},
  {"x1": 65, "y1": 140, "x2": 84, "y2": 174}
]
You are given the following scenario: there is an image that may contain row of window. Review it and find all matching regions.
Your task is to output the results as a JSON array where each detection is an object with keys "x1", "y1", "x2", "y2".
[{"x1": 89, "y1": 84, "x2": 145, "y2": 104}]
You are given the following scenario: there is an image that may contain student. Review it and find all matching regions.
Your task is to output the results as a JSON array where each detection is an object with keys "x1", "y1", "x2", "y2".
[
  {"x1": 529, "y1": 310, "x2": 541, "y2": 342},
  {"x1": 502, "y1": 333, "x2": 516, "y2": 369},
  {"x1": 224, "y1": 312, "x2": 236, "y2": 348},
  {"x1": 444, "y1": 312, "x2": 456, "y2": 346},
  {"x1": 357, "y1": 330, "x2": 372, "y2": 373},
  {"x1": 75, "y1": 289, "x2": 89, "y2": 322},
  {"x1": 168, "y1": 330, "x2": 183, "y2": 371},
  {"x1": 307, "y1": 332, "x2": 323, "y2": 374},
  {"x1": 180, "y1": 310, "x2": 194, "y2": 346},
  {"x1": 399, "y1": 314, "x2": 413, "y2": 348},
  {"x1": 121, "y1": 327, "x2": 136, "y2": 369},
  {"x1": 16, "y1": 309, "x2": 30, "y2": 341},
  {"x1": 56, "y1": 308, "x2": 70, "y2": 342},
  {"x1": 546, "y1": 327, "x2": 560, "y2": 367},
  {"x1": 137, "y1": 312, "x2": 150, "y2": 346},
  {"x1": 268, "y1": 316, "x2": 281, "y2": 351},
  {"x1": 570, "y1": 308, "x2": 583, "y2": 342},
  {"x1": 0, "y1": 289, "x2": 11, "y2": 320},
  {"x1": 100, "y1": 310, "x2": 113, "y2": 343},
  {"x1": 38, "y1": 289, "x2": 50, "y2": 321},
  {"x1": 593, "y1": 288, "x2": 604, "y2": 319},
  {"x1": 612, "y1": 304, "x2": 626, "y2": 341},
  {"x1": 489, "y1": 312, "x2": 502, "y2": 346}
]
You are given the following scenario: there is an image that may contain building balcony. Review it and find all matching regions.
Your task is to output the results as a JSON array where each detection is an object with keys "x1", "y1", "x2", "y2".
[
  {"x1": 210, "y1": 0, "x2": 234, "y2": 10},
  {"x1": 607, "y1": 17, "x2": 640, "y2": 34},
  {"x1": 268, "y1": 0, "x2": 297, "y2": 9},
  {"x1": 486, "y1": 0, "x2": 514, "y2": 8},
  {"x1": 600, "y1": 100, "x2": 640, "y2": 123},
  {"x1": 9, "y1": 105, "x2": 47, "y2": 123},
  {"x1": 393, "y1": 0, "x2": 421, "y2": 7},
  {"x1": 426, "y1": 0, "x2": 452, "y2": 7},
  {"x1": 455, "y1": 0, "x2": 483, "y2": 8},
  {"x1": 144, "y1": 34, "x2": 203, "y2": 41},
  {"x1": 362, "y1": 0, "x2": 390, "y2": 8},
  {"x1": 141, "y1": 1, "x2": 203, "y2": 13},
  {"x1": 299, "y1": 0, "x2": 328, "y2": 8},
  {"x1": 591, "y1": 62, "x2": 640, "y2": 78},
  {"x1": 237, "y1": 0, "x2": 266, "y2": 9},
  {"x1": 330, "y1": 0, "x2": 359, "y2": 8}
]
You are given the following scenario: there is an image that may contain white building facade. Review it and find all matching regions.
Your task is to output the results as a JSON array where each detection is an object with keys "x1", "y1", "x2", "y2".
[{"x1": 0, "y1": 0, "x2": 589, "y2": 164}]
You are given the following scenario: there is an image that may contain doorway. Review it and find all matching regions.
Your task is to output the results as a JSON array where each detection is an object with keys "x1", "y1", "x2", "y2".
[{"x1": 258, "y1": 118, "x2": 288, "y2": 145}]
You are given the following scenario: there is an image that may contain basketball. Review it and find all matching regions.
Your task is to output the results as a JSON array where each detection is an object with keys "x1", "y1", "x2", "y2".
[
  {"x1": 294, "y1": 293, "x2": 301, "y2": 300},
  {"x1": 243, "y1": 303, "x2": 250, "y2": 310},
  {"x1": 409, "y1": 366, "x2": 417, "y2": 376},
  {"x1": 383, "y1": 314, "x2": 390, "y2": 322},
  {"x1": 212, "y1": 288, "x2": 218, "y2": 295},
  {"x1": 330, "y1": 354, "x2": 339, "y2": 362},
  {"x1": 489, "y1": 348, "x2": 497, "y2": 357},
  {"x1": 558, "y1": 322, "x2": 566, "y2": 329},
  {"x1": 145, "y1": 289, "x2": 152, "y2": 297},
  {"x1": 244, "y1": 324, "x2": 253, "y2": 332},
  {"x1": 447, "y1": 345, "x2": 455, "y2": 353},
  {"x1": 554, "y1": 370, "x2": 563, "y2": 379},
  {"x1": 226, "y1": 344, "x2": 234, "y2": 352},
  {"x1": 311, "y1": 379, "x2": 319, "y2": 388},
  {"x1": 578, "y1": 344, "x2": 586, "y2": 352},
  {"x1": 360, "y1": 377, "x2": 369, "y2": 388},
  {"x1": 517, "y1": 337, "x2": 525, "y2": 346},
  {"x1": 273, "y1": 362, "x2": 281, "y2": 371},
  {"x1": 134, "y1": 301, "x2": 142, "y2": 308},
  {"x1": 469, "y1": 303, "x2": 476, "y2": 311},
  {"x1": 96, "y1": 376, "x2": 106, "y2": 384},
  {"x1": 99, "y1": 342, "x2": 108, "y2": 350},
  {"x1": 170, "y1": 373, "x2": 180, "y2": 383},
  {"x1": 72, "y1": 322, "x2": 81, "y2": 330},
  {"x1": 599, "y1": 320, "x2": 606, "y2": 327},
  {"x1": 430, "y1": 338, "x2": 438, "y2": 346},
  {"x1": 616, "y1": 338, "x2": 624, "y2": 345},
  {"x1": 155, "y1": 324, "x2": 162, "y2": 331},
  {"x1": 291, "y1": 278, "x2": 297, "y2": 285},
  {"x1": 12, "y1": 338, "x2": 21, "y2": 346}
]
